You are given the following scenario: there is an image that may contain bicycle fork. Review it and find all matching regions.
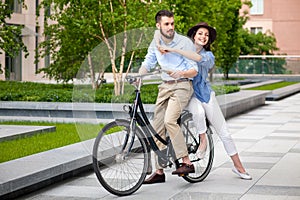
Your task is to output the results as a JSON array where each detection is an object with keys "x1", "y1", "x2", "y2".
[{"x1": 115, "y1": 118, "x2": 137, "y2": 163}]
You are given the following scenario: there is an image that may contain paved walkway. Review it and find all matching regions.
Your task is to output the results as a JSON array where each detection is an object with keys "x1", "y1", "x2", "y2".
[{"x1": 15, "y1": 93, "x2": 300, "y2": 200}]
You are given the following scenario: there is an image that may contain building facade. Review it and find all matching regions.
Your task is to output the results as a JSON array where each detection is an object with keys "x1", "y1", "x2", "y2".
[
  {"x1": 1, "y1": 0, "x2": 299, "y2": 81},
  {"x1": 0, "y1": 0, "x2": 47, "y2": 81},
  {"x1": 241, "y1": 0, "x2": 300, "y2": 55}
]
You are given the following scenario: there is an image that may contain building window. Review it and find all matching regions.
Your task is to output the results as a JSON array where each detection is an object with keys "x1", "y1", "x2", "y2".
[
  {"x1": 250, "y1": 0, "x2": 264, "y2": 15},
  {"x1": 250, "y1": 27, "x2": 263, "y2": 34},
  {"x1": 6, "y1": 0, "x2": 22, "y2": 13}
]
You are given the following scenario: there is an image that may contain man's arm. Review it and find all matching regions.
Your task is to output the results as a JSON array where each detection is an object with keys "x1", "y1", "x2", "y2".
[{"x1": 139, "y1": 39, "x2": 158, "y2": 74}]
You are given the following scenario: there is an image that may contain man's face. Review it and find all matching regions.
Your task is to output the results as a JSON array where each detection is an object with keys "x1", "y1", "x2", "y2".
[{"x1": 156, "y1": 16, "x2": 175, "y2": 40}]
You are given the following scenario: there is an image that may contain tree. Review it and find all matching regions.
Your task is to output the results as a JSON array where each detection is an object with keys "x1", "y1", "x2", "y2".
[
  {"x1": 0, "y1": 0, "x2": 28, "y2": 74},
  {"x1": 240, "y1": 29, "x2": 279, "y2": 55},
  {"x1": 171, "y1": 0, "x2": 252, "y2": 79},
  {"x1": 37, "y1": 0, "x2": 167, "y2": 95},
  {"x1": 237, "y1": 28, "x2": 286, "y2": 74}
]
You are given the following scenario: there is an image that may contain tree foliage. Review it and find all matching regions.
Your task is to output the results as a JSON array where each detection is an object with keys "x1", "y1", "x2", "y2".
[
  {"x1": 240, "y1": 29, "x2": 279, "y2": 55},
  {"x1": 237, "y1": 28, "x2": 285, "y2": 75},
  {"x1": 37, "y1": 0, "x2": 280, "y2": 87},
  {"x1": 37, "y1": 0, "x2": 167, "y2": 95},
  {"x1": 0, "y1": 0, "x2": 28, "y2": 73},
  {"x1": 172, "y1": 0, "x2": 251, "y2": 79}
]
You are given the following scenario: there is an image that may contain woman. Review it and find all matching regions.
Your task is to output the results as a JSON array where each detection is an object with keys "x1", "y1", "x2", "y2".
[{"x1": 156, "y1": 22, "x2": 252, "y2": 180}]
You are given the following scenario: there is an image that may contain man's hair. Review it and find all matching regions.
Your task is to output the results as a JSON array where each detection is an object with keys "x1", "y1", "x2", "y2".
[{"x1": 155, "y1": 10, "x2": 174, "y2": 23}]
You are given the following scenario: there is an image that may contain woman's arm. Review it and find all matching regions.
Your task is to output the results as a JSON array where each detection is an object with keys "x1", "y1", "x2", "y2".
[
  {"x1": 166, "y1": 47, "x2": 202, "y2": 62},
  {"x1": 154, "y1": 30, "x2": 201, "y2": 61}
]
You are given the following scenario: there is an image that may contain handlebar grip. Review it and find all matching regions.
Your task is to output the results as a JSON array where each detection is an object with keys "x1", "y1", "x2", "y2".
[{"x1": 126, "y1": 76, "x2": 137, "y2": 84}]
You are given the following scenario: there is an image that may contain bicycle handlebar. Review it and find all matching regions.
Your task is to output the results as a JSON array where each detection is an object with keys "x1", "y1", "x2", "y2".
[{"x1": 125, "y1": 70, "x2": 161, "y2": 85}]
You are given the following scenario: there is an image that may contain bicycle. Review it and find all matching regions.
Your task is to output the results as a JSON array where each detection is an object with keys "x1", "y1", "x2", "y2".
[{"x1": 92, "y1": 72, "x2": 214, "y2": 196}]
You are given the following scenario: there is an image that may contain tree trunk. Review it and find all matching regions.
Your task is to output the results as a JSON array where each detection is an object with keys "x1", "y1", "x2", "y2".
[
  {"x1": 87, "y1": 53, "x2": 96, "y2": 89},
  {"x1": 223, "y1": 70, "x2": 229, "y2": 80}
]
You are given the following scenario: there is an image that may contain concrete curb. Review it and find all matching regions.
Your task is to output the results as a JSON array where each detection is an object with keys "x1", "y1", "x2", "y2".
[
  {"x1": 266, "y1": 82, "x2": 300, "y2": 101},
  {"x1": 0, "y1": 91, "x2": 269, "y2": 122},
  {"x1": 0, "y1": 140, "x2": 94, "y2": 199}
]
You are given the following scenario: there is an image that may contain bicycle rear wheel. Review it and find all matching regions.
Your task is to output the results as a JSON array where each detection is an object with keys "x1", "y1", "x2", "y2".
[
  {"x1": 180, "y1": 114, "x2": 214, "y2": 183},
  {"x1": 92, "y1": 119, "x2": 150, "y2": 196}
]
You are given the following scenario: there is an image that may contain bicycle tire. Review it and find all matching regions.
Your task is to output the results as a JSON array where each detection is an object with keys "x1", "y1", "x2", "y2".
[
  {"x1": 92, "y1": 119, "x2": 150, "y2": 196},
  {"x1": 180, "y1": 114, "x2": 214, "y2": 183}
]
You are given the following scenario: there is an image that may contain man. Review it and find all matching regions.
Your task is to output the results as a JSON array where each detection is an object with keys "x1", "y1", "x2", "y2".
[{"x1": 139, "y1": 10, "x2": 198, "y2": 184}]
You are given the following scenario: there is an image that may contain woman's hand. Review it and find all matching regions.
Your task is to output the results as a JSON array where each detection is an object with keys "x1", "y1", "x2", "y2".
[{"x1": 157, "y1": 45, "x2": 174, "y2": 55}]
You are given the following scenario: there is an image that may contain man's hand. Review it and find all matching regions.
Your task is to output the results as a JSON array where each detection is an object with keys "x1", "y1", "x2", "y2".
[
  {"x1": 134, "y1": 66, "x2": 148, "y2": 86},
  {"x1": 138, "y1": 66, "x2": 148, "y2": 75},
  {"x1": 169, "y1": 71, "x2": 184, "y2": 79}
]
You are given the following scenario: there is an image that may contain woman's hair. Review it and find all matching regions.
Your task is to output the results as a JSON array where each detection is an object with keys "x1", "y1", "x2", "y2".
[{"x1": 155, "y1": 10, "x2": 174, "y2": 23}]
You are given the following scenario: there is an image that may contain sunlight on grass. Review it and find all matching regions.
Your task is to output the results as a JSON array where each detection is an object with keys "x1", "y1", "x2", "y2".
[
  {"x1": 0, "y1": 121, "x2": 104, "y2": 163},
  {"x1": 246, "y1": 81, "x2": 298, "y2": 90}
]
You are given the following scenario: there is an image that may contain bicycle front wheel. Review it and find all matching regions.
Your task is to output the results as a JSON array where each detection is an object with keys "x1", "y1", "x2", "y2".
[
  {"x1": 180, "y1": 114, "x2": 214, "y2": 183},
  {"x1": 92, "y1": 119, "x2": 150, "y2": 196}
]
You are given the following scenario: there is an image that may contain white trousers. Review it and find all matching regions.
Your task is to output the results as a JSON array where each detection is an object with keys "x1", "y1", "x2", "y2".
[{"x1": 187, "y1": 92, "x2": 237, "y2": 156}]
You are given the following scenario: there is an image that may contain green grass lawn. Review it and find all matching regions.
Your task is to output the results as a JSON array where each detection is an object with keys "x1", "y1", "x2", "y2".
[
  {"x1": 246, "y1": 81, "x2": 298, "y2": 90},
  {"x1": 0, "y1": 121, "x2": 104, "y2": 163}
]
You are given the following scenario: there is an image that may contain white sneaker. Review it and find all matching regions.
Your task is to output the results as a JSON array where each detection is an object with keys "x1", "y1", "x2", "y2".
[{"x1": 232, "y1": 167, "x2": 252, "y2": 180}]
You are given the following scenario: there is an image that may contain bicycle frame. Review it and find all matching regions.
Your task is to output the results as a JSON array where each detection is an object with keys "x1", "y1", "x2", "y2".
[
  {"x1": 121, "y1": 74, "x2": 198, "y2": 168},
  {"x1": 123, "y1": 80, "x2": 172, "y2": 165}
]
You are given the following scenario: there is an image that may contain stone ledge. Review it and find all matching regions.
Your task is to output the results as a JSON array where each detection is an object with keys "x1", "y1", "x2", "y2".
[
  {"x1": 217, "y1": 90, "x2": 270, "y2": 119},
  {"x1": 0, "y1": 90, "x2": 269, "y2": 122},
  {"x1": 266, "y1": 82, "x2": 300, "y2": 101},
  {"x1": 0, "y1": 139, "x2": 94, "y2": 199}
]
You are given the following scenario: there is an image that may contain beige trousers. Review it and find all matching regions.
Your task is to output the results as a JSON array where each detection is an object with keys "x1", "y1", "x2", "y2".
[{"x1": 152, "y1": 81, "x2": 193, "y2": 169}]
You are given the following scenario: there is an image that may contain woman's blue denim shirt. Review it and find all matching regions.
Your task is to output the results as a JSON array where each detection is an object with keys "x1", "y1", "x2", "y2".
[{"x1": 193, "y1": 48, "x2": 215, "y2": 103}]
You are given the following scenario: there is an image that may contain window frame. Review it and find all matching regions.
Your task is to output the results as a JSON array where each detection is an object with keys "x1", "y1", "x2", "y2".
[{"x1": 250, "y1": 0, "x2": 264, "y2": 15}]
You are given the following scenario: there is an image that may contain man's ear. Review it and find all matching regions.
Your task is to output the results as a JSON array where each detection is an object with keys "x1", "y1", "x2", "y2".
[{"x1": 156, "y1": 23, "x2": 160, "y2": 29}]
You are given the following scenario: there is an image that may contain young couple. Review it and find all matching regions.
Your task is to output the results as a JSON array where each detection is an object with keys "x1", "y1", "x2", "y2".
[{"x1": 139, "y1": 10, "x2": 252, "y2": 185}]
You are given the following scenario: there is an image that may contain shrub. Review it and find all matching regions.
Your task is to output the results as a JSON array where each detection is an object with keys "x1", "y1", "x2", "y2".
[{"x1": 0, "y1": 80, "x2": 239, "y2": 104}]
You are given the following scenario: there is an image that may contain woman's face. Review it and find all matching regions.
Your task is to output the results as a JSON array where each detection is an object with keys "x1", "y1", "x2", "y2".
[{"x1": 193, "y1": 27, "x2": 209, "y2": 46}]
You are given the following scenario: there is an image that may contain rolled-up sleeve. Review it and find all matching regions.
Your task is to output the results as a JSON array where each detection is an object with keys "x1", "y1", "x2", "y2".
[{"x1": 199, "y1": 51, "x2": 215, "y2": 70}]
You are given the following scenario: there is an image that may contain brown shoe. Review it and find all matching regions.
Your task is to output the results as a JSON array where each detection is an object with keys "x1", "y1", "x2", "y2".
[
  {"x1": 172, "y1": 163, "x2": 195, "y2": 175},
  {"x1": 143, "y1": 173, "x2": 165, "y2": 184}
]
